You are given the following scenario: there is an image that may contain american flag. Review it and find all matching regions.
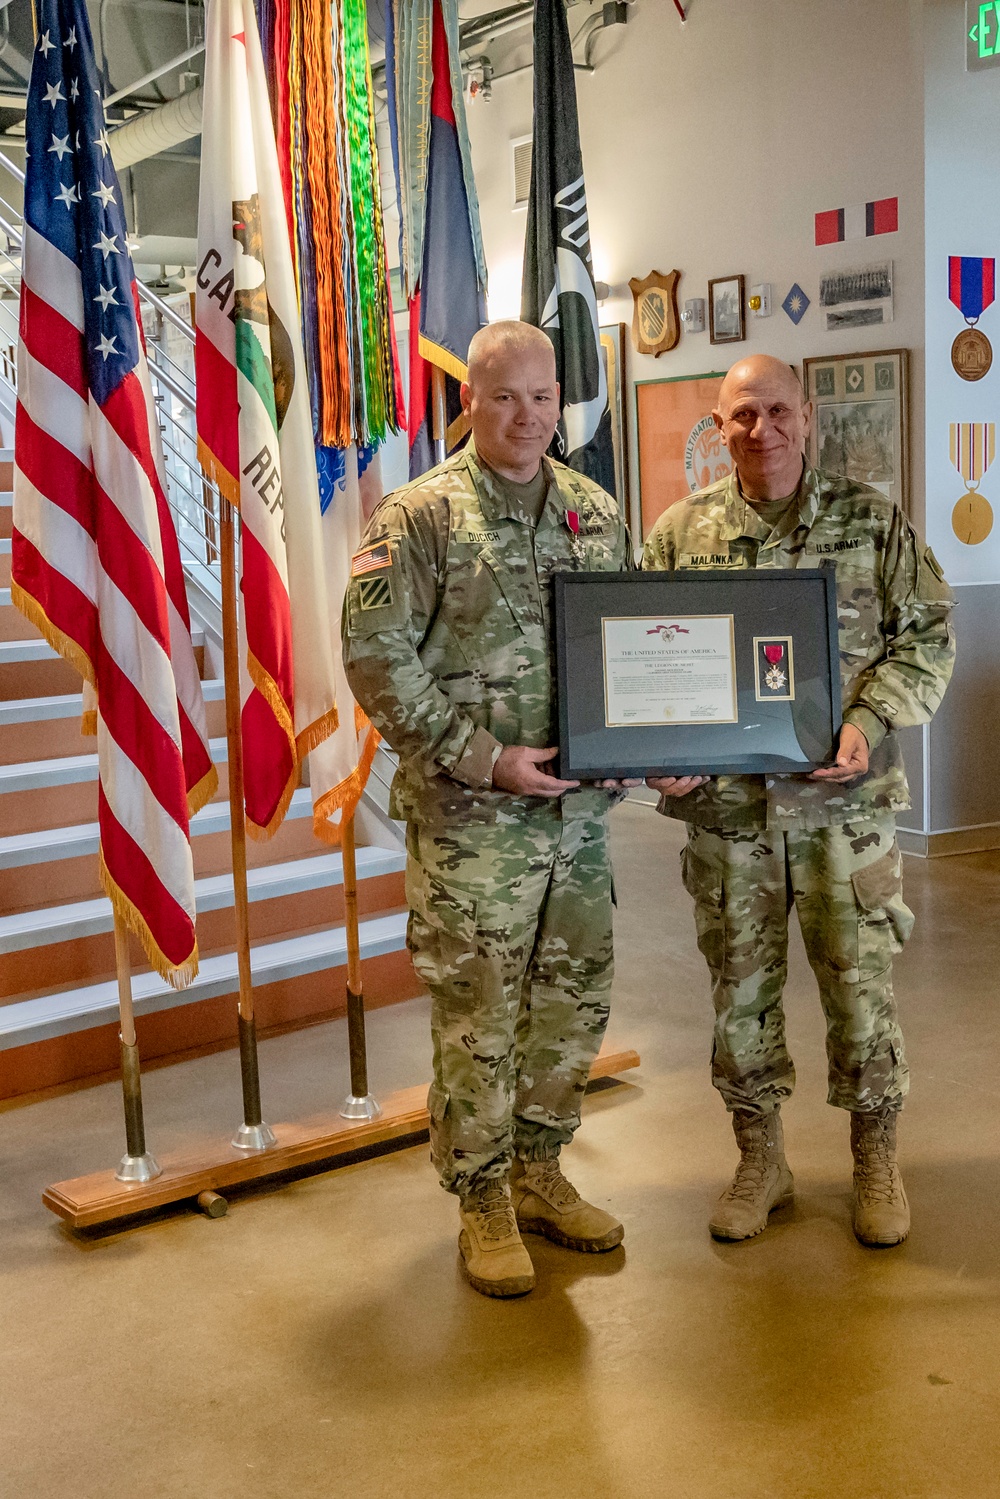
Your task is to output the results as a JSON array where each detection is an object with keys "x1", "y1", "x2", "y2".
[{"x1": 12, "y1": 0, "x2": 217, "y2": 986}]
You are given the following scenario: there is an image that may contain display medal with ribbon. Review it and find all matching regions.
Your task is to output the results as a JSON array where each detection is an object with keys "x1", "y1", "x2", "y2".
[
  {"x1": 763, "y1": 643, "x2": 786, "y2": 690},
  {"x1": 949, "y1": 422, "x2": 995, "y2": 545},
  {"x1": 948, "y1": 257, "x2": 995, "y2": 380},
  {"x1": 753, "y1": 636, "x2": 795, "y2": 700}
]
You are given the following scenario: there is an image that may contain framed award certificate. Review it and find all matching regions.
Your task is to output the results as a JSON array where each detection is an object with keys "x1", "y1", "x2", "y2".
[{"x1": 554, "y1": 569, "x2": 842, "y2": 778}]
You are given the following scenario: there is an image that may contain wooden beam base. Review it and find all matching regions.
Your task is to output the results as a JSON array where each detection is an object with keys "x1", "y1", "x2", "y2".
[{"x1": 42, "y1": 1047, "x2": 641, "y2": 1231}]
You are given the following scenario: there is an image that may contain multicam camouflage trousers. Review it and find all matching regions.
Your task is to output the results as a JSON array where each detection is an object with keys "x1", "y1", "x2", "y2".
[
  {"x1": 681, "y1": 816, "x2": 914, "y2": 1115},
  {"x1": 405, "y1": 807, "x2": 614, "y2": 1197}
]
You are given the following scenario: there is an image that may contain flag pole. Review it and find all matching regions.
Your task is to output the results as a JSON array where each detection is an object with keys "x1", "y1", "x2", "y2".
[
  {"x1": 220, "y1": 496, "x2": 277, "y2": 1152},
  {"x1": 338, "y1": 810, "x2": 382, "y2": 1121},
  {"x1": 431, "y1": 364, "x2": 447, "y2": 465},
  {"x1": 112, "y1": 915, "x2": 162, "y2": 1183}
]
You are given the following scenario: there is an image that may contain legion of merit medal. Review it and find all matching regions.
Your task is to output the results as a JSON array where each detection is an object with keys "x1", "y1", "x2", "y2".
[
  {"x1": 754, "y1": 636, "x2": 795, "y2": 701},
  {"x1": 948, "y1": 256, "x2": 995, "y2": 380},
  {"x1": 565, "y1": 508, "x2": 585, "y2": 561},
  {"x1": 764, "y1": 644, "x2": 787, "y2": 690},
  {"x1": 949, "y1": 422, "x2": 995, "y2": 545}
]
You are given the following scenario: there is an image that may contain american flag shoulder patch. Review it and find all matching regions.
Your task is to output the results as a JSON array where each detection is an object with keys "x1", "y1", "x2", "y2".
[
  {"x1": 352, "y1": 541, "x2": 392, "y2": 576},
  {"x1": 358, "y1": 574, "x2": 394, "y2": 611}
]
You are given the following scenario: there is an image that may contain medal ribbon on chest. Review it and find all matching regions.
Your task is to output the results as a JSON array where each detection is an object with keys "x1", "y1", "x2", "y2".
[
  {"x1": 949, "y1": 421, "x2": 995, "y2": 546},
  {"x1": 565, "y1": 508, "x2": 585, "y2": 560}
]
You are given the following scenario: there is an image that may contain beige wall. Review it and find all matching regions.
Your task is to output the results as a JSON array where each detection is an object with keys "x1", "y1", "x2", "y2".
[{"x1": 462, "y1": 0, "x2": 926, "y2": 529}]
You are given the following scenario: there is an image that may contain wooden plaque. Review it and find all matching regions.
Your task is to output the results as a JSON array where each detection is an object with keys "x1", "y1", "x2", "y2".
[{"x1": 628, "y1": 270, "x2": 681, "y2": 357}]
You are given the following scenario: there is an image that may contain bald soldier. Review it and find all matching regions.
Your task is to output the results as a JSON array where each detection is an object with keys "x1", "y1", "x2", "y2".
[
  {"x1": 643, "y1": 355, "x2": 955, "y2": 1247},
  {"x1": 343, "y1": 322, "x2": 632, "y2": 1298}
]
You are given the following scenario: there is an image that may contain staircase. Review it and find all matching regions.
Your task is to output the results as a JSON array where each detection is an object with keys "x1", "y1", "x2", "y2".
[{"x1": 0, "y1": 135, "x2": 422, "y2": 1100}]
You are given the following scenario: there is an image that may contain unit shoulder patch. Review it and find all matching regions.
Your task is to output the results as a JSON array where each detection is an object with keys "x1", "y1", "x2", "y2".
[{"x1": 358, "y1": 574, "x2": 394, "y2": 611}]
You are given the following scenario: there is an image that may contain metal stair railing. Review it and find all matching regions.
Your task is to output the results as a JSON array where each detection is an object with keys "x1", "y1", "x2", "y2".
[{"x1": 0, "y1": 147, "x2": 222, "y2": 621}]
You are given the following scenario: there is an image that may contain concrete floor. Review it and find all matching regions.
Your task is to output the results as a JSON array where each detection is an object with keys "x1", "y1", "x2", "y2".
[{"x1": 2, "y1": 801, "x2": 999, "y2": 1499}]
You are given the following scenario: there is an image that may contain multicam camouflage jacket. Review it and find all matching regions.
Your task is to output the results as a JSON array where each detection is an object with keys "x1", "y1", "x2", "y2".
[
  {"x1": 642, "y1": 465, "x2": 956, "y2": 831},
  {"x1": 343, "y1": 440, "x2": 631, "y2": 826}
]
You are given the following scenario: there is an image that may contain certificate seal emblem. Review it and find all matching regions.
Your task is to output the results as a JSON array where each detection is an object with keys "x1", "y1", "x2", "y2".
[{"x1": 951, "y1": 327, "x2": 993, "y2": 381}]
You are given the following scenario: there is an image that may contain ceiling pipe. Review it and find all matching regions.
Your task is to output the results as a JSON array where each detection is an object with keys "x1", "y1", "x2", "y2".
[
  {"x1": 109, "y1": 85, "x2": 203, "y2": 170},
  {"x1": 104, "y1": 40, "x2": 205, "y2": 107}
]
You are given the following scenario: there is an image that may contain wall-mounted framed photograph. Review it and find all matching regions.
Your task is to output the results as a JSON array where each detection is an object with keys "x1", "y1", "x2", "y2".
[
  {"x1": 635, "y1": 371, "x2": 732, "y2": 537},
  {"x1": 599, "y1": 322, "x2": 630, "y2": 517},
  {"x1": 802, "y1": 348, "x2": 909, "y2": 514},
  {"x1": 708, "y1": 275, "x2": 746, "y2": 344}
]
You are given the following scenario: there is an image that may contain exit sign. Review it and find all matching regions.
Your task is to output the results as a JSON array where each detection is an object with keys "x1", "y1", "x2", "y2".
[{"x1": 968, "y1": 1, "x2": 1000, "y2": 69}]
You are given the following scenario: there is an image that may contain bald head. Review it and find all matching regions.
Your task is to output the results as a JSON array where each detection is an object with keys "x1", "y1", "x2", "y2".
[
  {"x1": 466, "y1": 320, "x2": 556, "y2": 388},
  {"x1": 718, "y1": 355, "x2": 805, "y2": 413},
  {"x1": 460, "y1": 321, "x2": 561, "y2": 483},
  {"x1": 712, "y1": 354, "x2": 812, "y2": 501}
]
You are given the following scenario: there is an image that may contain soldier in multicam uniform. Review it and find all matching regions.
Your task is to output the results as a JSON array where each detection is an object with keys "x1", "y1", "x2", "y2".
[
  {"x1": 343, "y1": 322, "x2": 632, "y2": 1298},
  {"x1": 643, "y1": 354, "x2": 955, "y2": 1248}
]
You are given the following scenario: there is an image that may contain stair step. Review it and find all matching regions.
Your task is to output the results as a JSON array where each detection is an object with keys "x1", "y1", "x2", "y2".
[
  {"x1": 0, "y1": 784, "x2": 313, "y2": 870},
  {"x1": 0, "y1": 539, "x2": 9, "y2": 554},
  {"x1": 0, "y1": 677, "x2": 224, "y2": 728},
  {"x1": 0, "y1": 734, "x2": 228, "y2": 795},
  {"x1": 0, "y1": 846, "x2": 405, "y2": 954},
  {"x1": 0, "y1": 627, "x2": 206, "y2": 666},
  {"x1": 0, "y1": 911, "x2": 409, "y2": 1050}
]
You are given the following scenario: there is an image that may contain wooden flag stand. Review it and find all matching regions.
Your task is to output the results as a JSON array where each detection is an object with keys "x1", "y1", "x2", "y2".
[
  {"x1": 337, "y1": 813, "x2": 382, "y2": 1122},
  {"x1": 219, "y1": 495, "x2": 277, "y2": 1153},
  {"x1": 110, "y1": 915, "x2": 162, "y2": 1185},
  {"x1": 42, "y1": 1044, "x2": 641, "y2": 1230}
]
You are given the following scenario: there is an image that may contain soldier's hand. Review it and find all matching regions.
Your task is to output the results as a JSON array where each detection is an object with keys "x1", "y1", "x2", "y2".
[
  {"x1": 809, "y1": 722, "x2": 869, "y2": 783},
  {"x1": 645, "y1": 775, "x2": 710, "y2": 797},
  {"x1": 492, "y1": 746, "x2": 581, "y2": 796},
  {"x1": 595, "y1": 778, "x2": 645, "y2": 789}
]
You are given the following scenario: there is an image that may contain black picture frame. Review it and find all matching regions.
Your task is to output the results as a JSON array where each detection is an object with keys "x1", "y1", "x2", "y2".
[
  {"x1": 708, "y1": 274, "x2": 746, "y2": 344},
  {"x1": 555, "y1": 568, "x2": 842, "y2": 779}
]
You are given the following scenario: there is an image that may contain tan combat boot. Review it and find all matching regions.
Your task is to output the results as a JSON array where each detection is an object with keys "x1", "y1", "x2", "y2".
[
  {"x1": 709, "y1": 1108, "x2": 795, "y2": 1241},
  {"x1": 509, "y1": 1156, "x2": 624, "y2": 1252},
  {"x1": 458, "y1": 1181, "x2": 536, "y2": 1298},
  {"x1": 850, "y1": 1109, "x2": 910, "y2": 1246}
]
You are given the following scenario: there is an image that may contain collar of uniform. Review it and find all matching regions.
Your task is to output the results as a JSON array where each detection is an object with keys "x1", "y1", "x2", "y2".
[
  {"x1": 461, "y1": 438, "x2": 552, "y2": 524},
  {"x1": 758, "y1": 463, "x2": 825, "y2": 549},
  {"x1": 726, "y1": 461, "x2": 822, "y2": 548}
]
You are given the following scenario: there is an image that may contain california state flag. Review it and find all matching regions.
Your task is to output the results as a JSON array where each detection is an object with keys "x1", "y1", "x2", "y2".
[{"x1": 195, "y1": 0, "x2": 337, "y2": 837}]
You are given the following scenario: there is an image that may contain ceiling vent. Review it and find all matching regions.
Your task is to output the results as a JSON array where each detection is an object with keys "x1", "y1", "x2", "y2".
[{"x1": 511, "y1": 135, "x2": 532, "y2": 210}]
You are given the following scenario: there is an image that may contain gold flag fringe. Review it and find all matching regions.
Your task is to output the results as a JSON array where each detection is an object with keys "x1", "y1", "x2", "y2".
[
  {"x1": 294, "y1": 701, "x2": 340, "y2": 761},
  {"x1": 98, "y1": 849, "x2": 200, "y2": 991},
  {"x1": 243, "y1": 702, "x2": 340, "y2": 842},
  {"x1": 246, "y1": 647, "x2": 300, "y2": 762},
  {"x1": 197, "y1": 439, "x2": 241, "y2": 509},
  {"x1": 245, "y1": 763, "x2": 300, "y2": 842},
  {"x1": 11, "y1": 583, "x2": 94, "y2": 691},
  {"x1": 417, "y1": 333, "x2": 468, "y2": 386},
  {"x1": 188, "y1": 763, "x2": 220, "y2": 818},
  {"x1": 311, "y1": 717, "x2": 381, "y2": 847}
]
